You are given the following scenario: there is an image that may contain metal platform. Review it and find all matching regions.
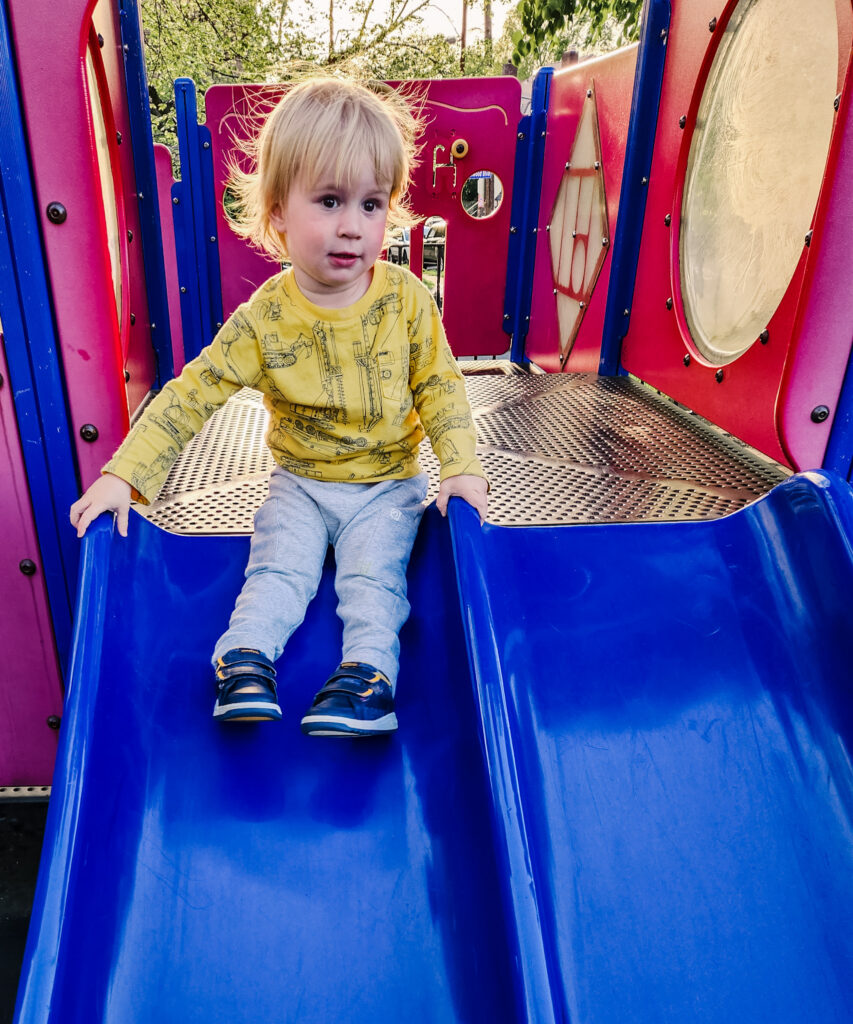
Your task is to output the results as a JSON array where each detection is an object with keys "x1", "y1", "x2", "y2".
[{"x1": 136, "y1": 372, "x2": 788, "y2": 533}]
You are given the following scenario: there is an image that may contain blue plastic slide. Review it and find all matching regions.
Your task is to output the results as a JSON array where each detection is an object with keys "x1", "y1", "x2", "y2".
[{"x1": 14, "y1": 474, "x2": 853, "y2": 1022}]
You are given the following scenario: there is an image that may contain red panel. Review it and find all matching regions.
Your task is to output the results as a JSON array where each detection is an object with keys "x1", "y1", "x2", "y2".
[
  {"x1": 7, "y1": 0, "x2": 131, "y2": 489},
  {"x1": 204, "y1": 78, "x2": 522, "y2": 357},
  {"x1": 621, "y1": 0, "x2": 853, "y2": 466},
  {"x1": 154, "y1": 144, "x2": 186, "y2": 374},
  {"x1": 0, "y1": 343, "x2": 62, "y2": 785},
  {"x1": 526, "y1": 48, "x2": 638, "y2": 373}
]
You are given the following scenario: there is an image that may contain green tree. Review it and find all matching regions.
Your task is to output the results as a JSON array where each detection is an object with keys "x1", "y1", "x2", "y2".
[{"x1": 511, "y1": 0, "x2": 642, "y2": 66}]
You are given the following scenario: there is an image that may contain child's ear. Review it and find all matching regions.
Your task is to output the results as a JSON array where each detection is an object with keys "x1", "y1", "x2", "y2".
[{"x1": 269, "y1": 204, "x2": 286, "y2": 233}]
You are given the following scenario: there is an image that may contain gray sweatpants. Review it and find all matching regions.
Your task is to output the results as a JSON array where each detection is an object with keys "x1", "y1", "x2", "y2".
[{"x1": 212, "y1": 467, "x2": 428, "y2": 687}]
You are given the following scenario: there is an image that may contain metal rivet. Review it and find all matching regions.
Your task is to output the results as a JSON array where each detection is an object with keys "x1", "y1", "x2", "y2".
[
  {"x1": 683, "y1": 354, "x2": 691, "y2": 367},
  {"x1": 586, "y1": 89, "x2": 592, "y2": 98},
  {"x1": 124, "y1": 370, "x2": 130, "y2": 382},
  {"x1": 623, "y1": 308, "x2": 630, "y2": 317},
  {"x1": 525, "y1": 316, "x2": 529, "y2": 321},
  {"x1": 835, "y1": 94, "x2": 841, "y2": 111},
  {"x1": 565, "y1": 162, "x2": 570, "y2": 170},
  {"x1": 116, "y1": 131, "x2": 122, "y2": 145},
  {"x1": 602, "y1": 237, "x2": 609, "y2": 246},
  {"x1": 209, "y1": 236, "x2": 216, "y2": 243},
  {"x1": 80, "y1": 423, "x2": 99, "y2": 442},
  {"x1": 579, "y1": 301, "x2": 585, "y2": 310},
  {"x1": 180, "y1": 286, "x2": 187, "y2": 294},
  {"x1": 545, "y1": 224, "x2": 551, "y2": 232},
  {"x1": 660, "y1": 28, "x2": 667, "y2": 40},
  {"x1": 759, "y1": 329, "x2": 769, "y2": 344},
  {"x1": 47, "y1": 715, "x2": 61, "y2": 730},
  {"x1": 594, "y1": 160, "x2": 600, "y2": 170},
  {"x1": 123, "y1": 43, "x2": 129, "y2": 52},
  {"x1": 127, "y1": 229, "x2": 133, "y2": 242},
  {"x1": 130, "y1": 313, "x2": 136, "y2": 325},
  {"x1": 641, "y1": 176, "x2": 649, "y2": 186},
  {"x1": 572, "y1": 230, "x2": 577, "y2": 238},
  {"x1": 666, "y1": 297, "x2": 673, "y2": 310},
  {"x1": 811, "y1": 405, "x2": 830, "y2": 423},
  {"x1": 532, "y1": 227, "x2": 538, "y2": 234},
  {"x1": 709, "y1": 16, "x2": 717, "y2": 31},
  {"x1": 138, "y1": 193, "x2": 144, "y2": 201},
  {"x1": 203, "y1": 140, "x2": 210, "y2": 149},
  {"x1": 664, "y1": 214, "x2": 671, "y2": 226},
  {"x1": 553, "y1": 288, "x2": 558, "y2": 295},
  {"x1": 216, "y1": 322, "x2": 222, "y2": 329},
  {"x1": 540, "y1": 130, "x2": 546, "y2": 138},
  {"x1": 679, "y1": 115, "x2": 687, "y2": 129},
  {"x1": 173, "y1": 196, "x2": 179, "y2": 204},
  {"x1": 503, "y1": 314, "x2": 510, "y2": 320},
  {"x1": 805, "y1": 230, "x2": 813, "y2": 247},
  {"x1": 715, "y1": 369, "x2": 724, "y2": 383},
  {"x1": 19, "y1": 559, "x2": 37, "y2": 576},
  {"x1": 510, "y1": 226, "x2": 517, "y2": 234},
  {"x1": 97, "y1": 33, "x2": 104, "y2": 47},
  {"x1": 46, "y1": 202, "x2": 67, "y2": 224},
  {"x1": 517, "y1": 132, "x2": 525, "y2": 140}
]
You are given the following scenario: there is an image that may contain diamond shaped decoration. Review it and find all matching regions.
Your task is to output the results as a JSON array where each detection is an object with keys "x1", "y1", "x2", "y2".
[{"x1": 549, "y1": 85, "x2": 609, "y2": 364}]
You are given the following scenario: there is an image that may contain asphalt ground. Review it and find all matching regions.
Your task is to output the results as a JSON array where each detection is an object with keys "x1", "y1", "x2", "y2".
[{"x1": 0, "y1": 804, "x2": 47, "y2": 1023}]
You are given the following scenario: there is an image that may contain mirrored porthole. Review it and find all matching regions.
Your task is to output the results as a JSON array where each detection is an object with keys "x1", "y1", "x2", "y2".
[
  {"x1": 460, "y1": 171, "x2": 504, "y2": 219},
  {"x1": 679, "y1": 0, "x2": 838, "y2": 364}
]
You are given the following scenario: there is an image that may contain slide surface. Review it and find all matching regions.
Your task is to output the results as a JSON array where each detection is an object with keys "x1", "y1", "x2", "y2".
[{"x1": 16, "y1": 474, "x2": 853, "y2": 1023}]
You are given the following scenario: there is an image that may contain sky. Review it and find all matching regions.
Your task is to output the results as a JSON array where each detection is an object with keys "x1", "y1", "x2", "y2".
[{"x1": 333, "y1": 0, "x2": 511, "y2": 46}]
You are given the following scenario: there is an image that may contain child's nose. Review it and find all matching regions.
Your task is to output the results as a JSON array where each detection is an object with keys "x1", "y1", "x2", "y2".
[{"x1": 337, "y1": 204, "x2": 361, "y2": 237}]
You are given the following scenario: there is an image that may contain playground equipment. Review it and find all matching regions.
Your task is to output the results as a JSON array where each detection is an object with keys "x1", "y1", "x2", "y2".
[{"x1": 2, "y1": 0, "x2": 853, "y2": 1020}]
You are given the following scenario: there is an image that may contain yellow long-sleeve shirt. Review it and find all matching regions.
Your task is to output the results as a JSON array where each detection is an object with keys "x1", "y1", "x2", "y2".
[{"x1": 105, "y1": 261, "x2": 484, "y2": 503}]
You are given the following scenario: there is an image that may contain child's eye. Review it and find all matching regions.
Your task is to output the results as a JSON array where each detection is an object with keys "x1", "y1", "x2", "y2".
[
  {"x1": 319, "y1": 195, "x2": 339, "y2": 209},
  {"x1": 363, "y1": 199, "x2": 383, "y2": 213}
]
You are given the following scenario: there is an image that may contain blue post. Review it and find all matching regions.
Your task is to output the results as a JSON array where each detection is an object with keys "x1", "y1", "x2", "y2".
[
  {"x1": 598, "y1": 0, "x2": 672, "y2": 375},
  {"x1": 505, "y1": 66, "x2": 552, "y2": 365}
]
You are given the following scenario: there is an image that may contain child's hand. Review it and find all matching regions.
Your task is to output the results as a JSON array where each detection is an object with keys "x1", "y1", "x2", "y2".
[
  {"x1": 70, "y1": 473, "x2": 133, "y2": 538},
  {"x1": 435, "y1": 474, "x2": 488, "y2": 525}
]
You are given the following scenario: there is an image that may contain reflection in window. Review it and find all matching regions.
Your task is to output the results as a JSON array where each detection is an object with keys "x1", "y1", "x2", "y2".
[
  {"x1": 461, "y1": 171, "x2": 504, "y2": 219},
  {"x1": 85, "y1": 47, "x2": 122, "y2": 330},
  {"x1": 679, "y1": 0, "x2": 838, "y2": 364},
  {"x1": 421, "y1": 216, "x2": 446, "y2": 311}
]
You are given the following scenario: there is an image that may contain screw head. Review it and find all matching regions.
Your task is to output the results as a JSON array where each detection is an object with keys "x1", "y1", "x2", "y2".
[
  {"x1": 116, "y1": 131, "x2": 122, "y2": 145},
  {"x1": 811, "y1": 405, "x2": 830, "y2": 423},
  {"x1": 47, "y1": 715, "x2": 61, "y2": 730},
  {"x1": 759, "y1": 329, "x2": 769, "y2": 344},
  {"x1": 586, "y1": 89, "x2": 592, "y2": 98},
  {"x1": 130, "y1": 313, "x2": 136, "y2": 326},
  {"x1": 641, "y1": 176, "x2": 649, "y2": 186},
  {"x1": 715, "y1": 369, "x2": 724, "y2": 383},
  {"x1": 517, "y1": 132, "x2": 525, "y2": 141},
  {"x1": 124, "y1": 370, "x2": 130, "y2": 382},
  {"x1": 19, "y1": 559, "x2": 37, "y2": 576},
  {"x1": 805, "y1": 230, "x2": 813, "y2": 247},
  {"x1": 79, "y1": 423, "x2": 99, "y2": 442},
  {"x1": 664, "y1": 214, "x2": 671, "y2": 227},
  {"x1": 835, "y1": 94, "x2": 841, "y2": 111},
  {"x1": 127, "y1": 229, "x2": 133, "y2": 242},
  {"x1": 46, "y1": 202, "x2": 67, "y2": 224},
  {"x1": 709, "y1": 16, "x2": 717, "y2": 31},
  {"x1": 683, "y1": 354, "x2": 691, "y2": 367},
  {"x1": 203, "y1": 140, "x2": 210, "y2": 149},
  {"x1": 172, "y1": 196, "x2": 179, "y2": 204},
  {"x1": 679, "y1": 115, "x2": 687, "y2": 129},
  {"x1": 666, "y1": 297, "x2": 673, "y2": 310},
  {"x1": 97, "y1": 33, "x2": 104, "y2": 47}
]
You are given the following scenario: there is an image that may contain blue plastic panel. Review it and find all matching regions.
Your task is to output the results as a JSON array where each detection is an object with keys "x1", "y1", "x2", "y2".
[
  {"x1": 15, "y1": 509, "x2": 515, "y2": 1023},
  {"x1": 450, "y1": 472, "x2": 853, "y2": 1023}
]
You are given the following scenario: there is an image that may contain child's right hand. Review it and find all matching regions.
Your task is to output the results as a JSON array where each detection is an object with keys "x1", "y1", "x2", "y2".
[{"x1": 70, "y1": 473, "x2": 133, "y2": 538}]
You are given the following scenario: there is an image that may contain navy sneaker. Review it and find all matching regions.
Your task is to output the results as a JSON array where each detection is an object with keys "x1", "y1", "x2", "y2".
[
  {"x1": 213, "y1": 648, "x2": 282, "y2": 722},
  {"x1": 300, "y1": 663, "x2": 397, "y2": 737}
]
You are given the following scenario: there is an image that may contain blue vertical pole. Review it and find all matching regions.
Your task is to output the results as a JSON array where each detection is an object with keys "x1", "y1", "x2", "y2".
[
  {"x1": 598, "y1": 0, "x2": 672, "y2": 375},
  {"x1": 505, "y1": 66, "x2": 552, "y2": 365},
  {"x1": 118, "y1": 0, "x2": 174, "y2": 386}
]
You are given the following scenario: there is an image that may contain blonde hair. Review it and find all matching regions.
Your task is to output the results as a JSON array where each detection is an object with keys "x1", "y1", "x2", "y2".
[{"x1": 227, "y1": 77, "x2": 419, "y2": 262}]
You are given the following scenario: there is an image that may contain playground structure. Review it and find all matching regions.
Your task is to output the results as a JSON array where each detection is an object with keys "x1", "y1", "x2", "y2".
[{"x1": 3, "y1": 0, "x2": 853, "y2": 1020}]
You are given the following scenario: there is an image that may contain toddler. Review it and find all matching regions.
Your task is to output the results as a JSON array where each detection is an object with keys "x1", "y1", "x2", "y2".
[{"x1": 70, "y1": 77, "x2": 488, "y2": 736}]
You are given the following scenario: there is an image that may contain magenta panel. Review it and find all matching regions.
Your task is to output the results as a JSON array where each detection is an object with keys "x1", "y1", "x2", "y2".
[
  {"x1": 204, "y1": 77, "x2": 522, "y2": 357},
  {"x1": 526, "y1": 48, "x2": 638, "y2": 373},
  {"x1": 620, "y1": 0, "x2": 853, "y2": 467},
  {"x1": 155, "y1": 144, "x2": 186, "y2": 374},
  {"x1": 8, "y1": 0, "x2": 131, "y2": 489},
  {"x1": 0, "y1": 343, "x2": 62, "y2": 786}
]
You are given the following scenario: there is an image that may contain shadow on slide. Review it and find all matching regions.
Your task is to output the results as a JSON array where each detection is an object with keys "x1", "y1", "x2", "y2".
[{"x1": 15, "y1": 474, "x2": 853, "y2": 1023}]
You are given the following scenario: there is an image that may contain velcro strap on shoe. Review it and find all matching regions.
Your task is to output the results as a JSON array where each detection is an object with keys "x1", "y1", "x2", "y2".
[
  {"x1": 318, "y1": 676, "x2": 376, "y2": 699},
  {"x1": 217, "y1": 648, "x2": 276, "y2": 674}
]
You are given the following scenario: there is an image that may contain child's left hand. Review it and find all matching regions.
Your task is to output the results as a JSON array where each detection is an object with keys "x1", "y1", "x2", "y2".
[{"x1": 436, "y1": 474, "x2": 488, "y2": 525}]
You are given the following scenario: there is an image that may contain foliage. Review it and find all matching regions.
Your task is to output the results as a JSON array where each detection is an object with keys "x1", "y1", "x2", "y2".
[{"x1": 510, "y1": 0, "x2": 642, "y2": 67}]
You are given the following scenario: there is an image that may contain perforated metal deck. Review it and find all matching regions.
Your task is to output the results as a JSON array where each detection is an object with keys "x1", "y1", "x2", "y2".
[{"x1": 136, "y1": 372, "x2": 788, "y2": 533}]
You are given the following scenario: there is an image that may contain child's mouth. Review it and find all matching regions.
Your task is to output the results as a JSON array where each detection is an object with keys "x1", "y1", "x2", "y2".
[{"x1": 329, "y1": 252, "x2": 359, "y2": 266}]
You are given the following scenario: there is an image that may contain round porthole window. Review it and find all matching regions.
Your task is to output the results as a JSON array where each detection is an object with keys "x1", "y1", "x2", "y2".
[{"x1": 679, "y1": 0, "x2": 838, "y2": 364}]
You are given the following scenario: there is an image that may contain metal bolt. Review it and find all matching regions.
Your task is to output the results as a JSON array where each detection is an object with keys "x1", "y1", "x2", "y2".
[
  {"x1": 623, "y1": 308, "x2": 630, "y2": 317},
  {"x1": 124, "y1": 370, "x2": 130, "y2": 382},
  {"x1": 203, "y1": 140, "x2": 210, "y2": 149},
  {"x1": 666, "y1": 297, "x2": 673, "y2": 310},
  {"x1": 602, "y1": 237, "x2": 609, "y2": 246},
  {"x1": 209, "y1": 236, "x2": 216, "y2": 243},
  {"x1": 679, "y1": 115, "x2": 687, "y2": 129},
  {"x1": 503, "y1": 314, "x2": 510, "y2": 320},
  {"x1": 715, "y1": 369, "x2": 724, "y2": 383},
  {"x1": 123, "y1": 43, "x2": 129, "y2": 52},
  {"x1": 565, "y1": 162, "x2": 570, "y2": 170},
  {"x1": 683, "y1": 354, "x2": 691, "y2": 367},
  {"x1": 805, "y1": 230, "x2": 813, "y2": 247},
  {"x1": 510, "y1": 226, "x2": 518, "y2": 234},
  {"x1": 19, "y1": 559, "x2": 37, "y2": 576},
  {"x1": 579, "y1": 301, "x2": 585, "y2": 310},
  {"x1": 532, "y1": 227, "x2": 537, "y2": 234},
  {"x1": 553, "y1": 288, "x2": 557, "y2": 295},
  {"x1": 517, "y1": 132, "x2": 525, "y2": 140},
  {"x1": 664, "y1": 214, "x2": 671, "y2": 226},
  {"x1": 216, "y1": 322, "x2": 222, "y2": 329},
  {"x1": 173, "y1": 196, "x2": 179, "y2": 204},
  {"x1": 641, "y1": 176, "x2": 649, "y2": 186},
  {"x1": 594, "y1": 160, "x2": 600, "y2": 170},
  {"x1": 116, "y1": 131, "x2": 122, "y2": 145},
  {"x1": 811, "y1": 405, "x2": 830, "y2": 423},
  {"x1": 127, "y1": 229, "x2": 133, "y2": 242},
  {"x1": 586, "y1": 89, "x2": 592, "y2": 98},
  {"x1": 130, "y1": 313, "x2": 136, "y2": 325},
  {"x1": 138, "y1": 193, "x2": 144, "y2": 201},
  {"x1": 759, "y1": 329, "x2": 769, "y2": 344},
  {"x1": 709, "y1": 16, "x2": 717, "y2": 31},
  {"x1": 540, "y1": 131, "x2": 546, "y2": 138},
  {"x1": 97, "y1": 33, "x2": 104, "y2": 47},
  {"x1": 47, "y1": 715, "x2": 61, "y2": 730},
  {"x1": 835, "y1": 94, "x2": 841, "y2": 111},
  {"x1": 660, "y1": 28, "x2": 667, "y2": 40},
  {"x1": 180, "y1": 286, "x2": 187, "y2": 294},
  {"x1": 46, "y1": 202, "x2": 67, "y2": 224},
  {"x1": 79, "y1": 423, "x2": 99, "y2": 442},
  {"x1": 572, "y1": 230, "x2": 577, "y2": 238},
  {"x1": 545, "y1": 224, "x2": 551, "y2": 232}
]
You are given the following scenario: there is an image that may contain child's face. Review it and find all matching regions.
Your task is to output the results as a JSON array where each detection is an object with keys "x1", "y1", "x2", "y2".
[{"x1": 269, "y1": 157, "x2": 391, "y2": 308}]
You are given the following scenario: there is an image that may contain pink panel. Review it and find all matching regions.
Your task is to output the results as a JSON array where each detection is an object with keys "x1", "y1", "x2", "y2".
[
  {"x1": 204, "y1": 77, "x2": 522, "y2": 357},
  {"x1": 0, "y1": 343, "x2": 62, "y2": 786},
  {"x1": 8, "y1": 0, "x2": 130, "y2": 489},
  {"x1": 526, "y1": 48, "x2": 638, "y2": 373},
  {"x1": 620, "y1": 0, "x2": 853, "y2": 467},
  {"x1": 155, "y1": 144, "x2": 186, "y2": 375}
]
